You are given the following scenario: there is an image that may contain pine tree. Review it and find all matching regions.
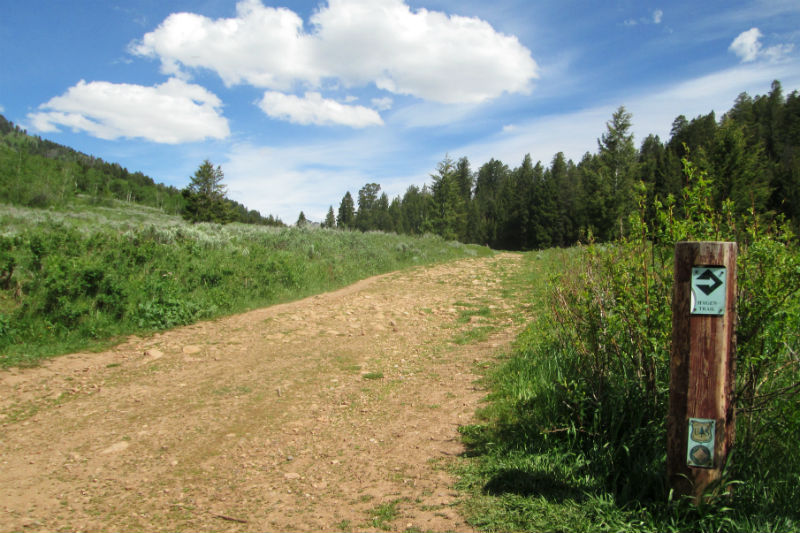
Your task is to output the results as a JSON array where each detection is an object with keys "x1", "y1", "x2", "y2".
[
  {"x1": 400, "y1": 185, "x2": 433, "y2": 235},
  {"x1": 703, "y1": 118, "x2": 770, "y2": 215},
  {"x1": 355, "y1": 183, "x2": 381, "y2": 231},
  {"x1": 337, "y1": 191, "x2": 355, "y2": 229},
  {"x1": 595, "y1": 106, "x2": 638, "y2": 239},
  {"x1": 430, "y1": 156, "x2": 467, "y2": 241},
  {"x1": 323, "y1": 206, "x2": 336, "y2": 228},
  {"x1": 473, "y1": 159, "x2": 510, "y2": 247},
  {"x1": 181, "y1": 160, "x2": 231, "y2": 224}
]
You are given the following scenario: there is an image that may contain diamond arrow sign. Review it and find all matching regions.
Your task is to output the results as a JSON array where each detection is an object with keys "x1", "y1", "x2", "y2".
[{"x1": 696, "y1": 269, "x2": 723, "y2": 295}]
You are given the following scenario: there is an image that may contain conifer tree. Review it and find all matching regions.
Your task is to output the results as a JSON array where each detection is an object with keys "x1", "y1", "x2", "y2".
[
  {"x1": 337, "y1": 191, "x2": 355, "y2": 229},
  {"x1": 593, "y1": 106, "x2": 638, "y2": 239},
  {"x1": 430, "y1": 156, "x2": 467, "y2": 241},
  {"x1": 181, "y1": 160, "x2": 231, "y2": 224},
  {"x1": 355, "y1": 183, "x2": 381, "y2": 231},
  {"x1": 323, "y1": 206, "x2": 336, "y2": 228}
]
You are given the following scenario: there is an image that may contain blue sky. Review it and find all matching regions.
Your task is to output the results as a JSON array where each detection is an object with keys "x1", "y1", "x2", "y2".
[{"x1": 2, "y1": 0, "x2": 799, "y2": 222}]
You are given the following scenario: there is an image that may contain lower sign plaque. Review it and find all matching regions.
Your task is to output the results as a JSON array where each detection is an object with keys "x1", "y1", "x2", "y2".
[{"x1": 686, "y1": 418, "x2": 715, "y2": 468}]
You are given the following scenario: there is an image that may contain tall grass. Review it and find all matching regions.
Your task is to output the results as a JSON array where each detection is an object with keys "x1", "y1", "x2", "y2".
[
  {"x1": 0, "y1": 203, "x2": 490, "y2": 367},
  {"x1": 455, "y1": 159, "x2": 800, "y2": 531}
]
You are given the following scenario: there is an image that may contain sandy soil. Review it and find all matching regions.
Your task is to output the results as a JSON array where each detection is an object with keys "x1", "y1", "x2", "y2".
[{"x1": 0, "y1": 253, "x2": 530, "y2": 532}]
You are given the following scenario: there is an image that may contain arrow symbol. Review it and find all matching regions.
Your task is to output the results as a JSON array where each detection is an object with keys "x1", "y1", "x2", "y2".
[{"x1": 696, "y1": 269, "x2": 723, "y2": 295}]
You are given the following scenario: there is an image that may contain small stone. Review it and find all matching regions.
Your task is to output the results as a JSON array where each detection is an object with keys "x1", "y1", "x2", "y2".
[
  {"x1": 101, "y1": 441, "x2": 129, "y2": 455},
  {"x1": 144, "y1": 349, "x2": 163, "y2": 360},
  {"x1": 182, "y1": 345, "x2": 201, "y2": 354}
]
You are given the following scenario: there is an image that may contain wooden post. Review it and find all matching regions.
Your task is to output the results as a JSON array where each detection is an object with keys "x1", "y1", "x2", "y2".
[{"x1": 667, "y1": 241, "x2": 737, "y2": 502}]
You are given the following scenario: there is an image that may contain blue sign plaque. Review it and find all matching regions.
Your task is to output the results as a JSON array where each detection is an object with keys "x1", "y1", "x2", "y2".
[{"x1": 691, "y1": 267, "x2": 726, "y2": 316}]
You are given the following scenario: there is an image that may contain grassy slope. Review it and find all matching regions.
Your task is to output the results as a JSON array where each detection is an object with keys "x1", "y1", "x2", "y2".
[{"x1": 0, "y1": 202, "x2": 491, "y2": 367}]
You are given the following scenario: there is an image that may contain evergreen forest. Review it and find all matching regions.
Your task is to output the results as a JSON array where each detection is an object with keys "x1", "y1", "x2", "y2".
[{"x1": 329, "y1": 80, "x2": 800, "y2": 248}]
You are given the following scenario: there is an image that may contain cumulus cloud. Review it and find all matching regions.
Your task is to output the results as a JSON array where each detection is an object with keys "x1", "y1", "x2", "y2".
[
  {"x1": 28, "y1": 78, "x2": 229, "y2": 143},
  {"x1": 730, "y1": 27, "x2": 794, "y2": 63},
  {"x1": 730, "y1": 28, "x2": 763, "y2": 62},
  {"x1": 131, "y1": 0, "x2": 538, "y2": 105},
  {"x1": 131, "y1": 1, "x2": 317, "y2": 90},
  {"x1": 258, "y1": 91, "x2": 384, "y2": 127}
]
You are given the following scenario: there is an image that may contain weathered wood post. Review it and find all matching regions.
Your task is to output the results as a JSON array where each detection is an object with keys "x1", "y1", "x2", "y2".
[{"x1": 667, "y1": 241, "x2": 737, "y2": 502}]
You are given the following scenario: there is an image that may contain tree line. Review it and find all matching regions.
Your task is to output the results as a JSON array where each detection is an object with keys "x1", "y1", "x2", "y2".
[{"x1": 322, "y1": 81, "x2": 800, "y2": 249}]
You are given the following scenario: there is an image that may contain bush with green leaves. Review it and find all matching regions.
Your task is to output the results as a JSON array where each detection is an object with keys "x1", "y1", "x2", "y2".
[
  {"x1": 461, "y1": 155, "x2": 800, "y2": 530},
  {"x1": 550, "y1": 157, "x2": 799, "y2": 503}
]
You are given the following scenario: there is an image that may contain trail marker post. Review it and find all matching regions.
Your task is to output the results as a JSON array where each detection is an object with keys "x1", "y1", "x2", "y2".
[{"x1": 667, "y1": 241, "x2": 737, "y2": 502}]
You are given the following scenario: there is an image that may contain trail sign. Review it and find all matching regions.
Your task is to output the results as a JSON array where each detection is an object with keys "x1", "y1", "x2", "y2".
[
  {"x1": 669, "y1": 242, "x2": 737, "y2": 503},
  {"x1": 686, "y1": 418, "x2": 716, "y2": 468},
  {"x1": 691, "y1": 267, "x2": 726, "y2": 315}
]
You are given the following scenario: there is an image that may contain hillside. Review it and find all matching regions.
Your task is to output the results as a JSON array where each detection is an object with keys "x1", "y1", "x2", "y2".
[
  {"x1": 0, "y1": 114, "x2": 282, "y2": 226},
  {"x1": 0, "y1": 201, "x2": 490, "y2": 367}
]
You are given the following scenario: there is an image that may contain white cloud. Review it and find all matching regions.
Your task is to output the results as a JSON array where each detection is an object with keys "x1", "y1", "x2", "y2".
[
  {"x1": 310, "y1": 0, "x2": 537, "y2": 103},
  {"x1": 131, "y1": 1, "x2": 317, "y2": 90},
  {"x1": 28, "y1": 78, "x2": 229, "y2": 143},
  {"x1": 653, "y1": 9, "x2": 663, "y2": 24},
  {"x1": 730, "y1": 28, "x2": 763, "y2": 62},
  {"x1": 258, "y1": 91, "x2": 384, "y2": 127},
  {"x1": 132, "y1": 0, "x2": 538, "y2": 105},
  {"x1": 764, "y1": 43, "x2": 795, "y2": 62},
  {"x1": 729, "y1": 27, "x2": 794, "y2": 63},
  {"x1": 371, "y1": 97, "x2": 393, "y2": 111}
]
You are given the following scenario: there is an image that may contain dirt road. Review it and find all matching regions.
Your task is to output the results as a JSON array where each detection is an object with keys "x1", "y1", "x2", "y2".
[{"x1": 1, "y1": 253, "x2": 530, "y2": 532}]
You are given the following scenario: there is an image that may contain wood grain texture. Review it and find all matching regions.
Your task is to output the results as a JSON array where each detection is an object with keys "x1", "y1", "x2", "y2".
[{"x1": 667, "y1": 241, "x2": 737, "y2": 501}]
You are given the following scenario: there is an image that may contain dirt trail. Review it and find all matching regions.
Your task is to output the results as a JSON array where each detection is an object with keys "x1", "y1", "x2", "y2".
[{"x1": 1, "y1": 253, "x2": 530, "y2": 532}]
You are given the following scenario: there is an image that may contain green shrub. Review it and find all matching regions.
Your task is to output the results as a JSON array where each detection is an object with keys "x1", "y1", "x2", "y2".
[
  {"x1": 461, "y1": 155, "x2": 800, "y2": 530},
  {"x1": 0, "y1": 204, "x2": 490, "y2": 366}
]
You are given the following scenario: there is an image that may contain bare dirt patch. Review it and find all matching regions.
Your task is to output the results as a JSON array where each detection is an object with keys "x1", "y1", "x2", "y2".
[{"x1": 1, "y1": 253, "x2": 530, "y2": 532}]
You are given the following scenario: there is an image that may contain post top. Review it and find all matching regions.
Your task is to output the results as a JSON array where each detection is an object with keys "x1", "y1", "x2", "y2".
[{"x1": 676, "y1": 241, "x2": 737, "y2": 245}]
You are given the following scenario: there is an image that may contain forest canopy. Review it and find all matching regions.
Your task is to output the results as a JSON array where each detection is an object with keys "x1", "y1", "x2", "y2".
[{"x1": 330, "y1": 80, "x2": 800, "y2": 249}]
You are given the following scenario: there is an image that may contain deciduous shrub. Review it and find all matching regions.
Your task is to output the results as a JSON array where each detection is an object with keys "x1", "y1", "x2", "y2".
[{"x1": 476, "y1": 155, "x2": 800, "y2": 525}]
